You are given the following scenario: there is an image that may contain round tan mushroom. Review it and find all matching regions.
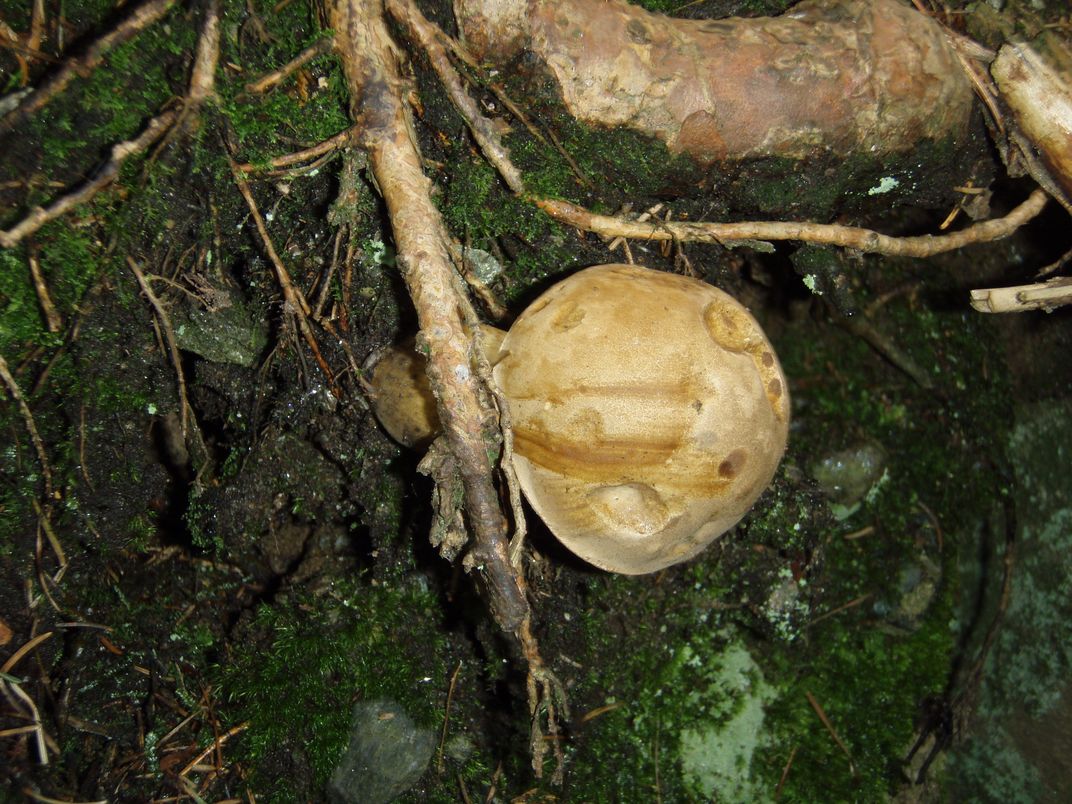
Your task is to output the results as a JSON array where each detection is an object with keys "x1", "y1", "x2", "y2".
[{"x1": 493, "y1": 263, "x2": 789, "y2": 574}]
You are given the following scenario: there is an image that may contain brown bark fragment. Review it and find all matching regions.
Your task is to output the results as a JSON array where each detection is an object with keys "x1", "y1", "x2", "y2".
[{"x1": 456, "y1": 0, "x2": 974, "y2": 162}]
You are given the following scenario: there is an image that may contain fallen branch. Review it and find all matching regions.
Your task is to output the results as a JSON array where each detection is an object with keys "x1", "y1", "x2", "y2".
[{"x1": 0, "y1": 0, "x2": 177, "y2": 135}]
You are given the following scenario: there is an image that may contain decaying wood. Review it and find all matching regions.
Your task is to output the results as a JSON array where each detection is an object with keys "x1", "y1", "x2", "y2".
[
  {"x1": 970, "y1": 276, "x2": 1072, "y2": 313},
  {"x1": 991, "y1": 41, "x2": 1072, "y2": 213},
  {"x1": 455, "y1": 0, "x2": 974, "y2": 163}
]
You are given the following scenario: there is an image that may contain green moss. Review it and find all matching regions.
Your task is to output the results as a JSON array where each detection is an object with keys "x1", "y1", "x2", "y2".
[{"x1": 217, "y1": 577, "x2": 450, "y2": 799}]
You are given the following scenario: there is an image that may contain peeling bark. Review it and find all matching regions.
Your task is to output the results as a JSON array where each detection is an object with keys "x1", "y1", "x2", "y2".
[{"x1": 456, "y1": 0, "x2": 974, "y2": 163}]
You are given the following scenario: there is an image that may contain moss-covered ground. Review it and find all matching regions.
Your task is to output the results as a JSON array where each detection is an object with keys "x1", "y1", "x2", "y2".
[{"x1": 1, "y1": 0, "x2": 1070, "y2": 802}]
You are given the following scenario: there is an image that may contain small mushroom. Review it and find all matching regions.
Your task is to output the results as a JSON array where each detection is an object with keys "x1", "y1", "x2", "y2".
[{"x1": 370, "y1": 264, "x2": 789, "y2": 574}]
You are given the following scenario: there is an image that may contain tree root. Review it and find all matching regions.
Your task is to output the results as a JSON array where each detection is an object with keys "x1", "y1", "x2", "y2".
[
  {"x1": 327, "y1": 0, "x2": 566, "y2": 779},
  {"x1": 390, "y1": 1, "x2": 1052, "y2": 264},
  {"x1": 533, "y1": 191, "x2": 1050, "y2": 258}
]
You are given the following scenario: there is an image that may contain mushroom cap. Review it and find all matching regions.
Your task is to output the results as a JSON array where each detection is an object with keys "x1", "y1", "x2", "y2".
[{"x1": 494, "y1": 263, "x2": 789, "y2": 574}]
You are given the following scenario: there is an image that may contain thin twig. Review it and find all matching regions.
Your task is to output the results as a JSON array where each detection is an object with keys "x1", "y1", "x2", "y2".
[
  {"x1": 805, "y1": 690, "x2": 856, "y2": 777},
  {"x1": 6, "y1": 680, "x2": 49, "y2": 764},
  {"x1": 226, "y1": 154, "x2": 342, "y2": 399},
  {"x1": 245, "y1": 36, "x2": 331, "y2": 94},
  {"x1": 237, "y1": 128, "x2": 353, "y2": 173},
  {"x1": 0, "y1": 0, "x2": 178, "y2": 134},
  {"x1": 128, "y1": 257, "x2": 190, "y2": 437},
  {"x1": 387, "y1": 0, "x2": 524, "y2": 194},
  {"x1": 178, "y1": 721, "x2": 248, "y2": 777},
  {"x1": 27, "y1": 248, "x2": 62, "y2": 332},
  {"x1": 807, "y1": 593, "x2": 871, "y2": 628},
  {"x1": 534, "y1": 190, "x2": 1050, "y2": 258},
  {"x1": 32, "y1": 499, "x2": 67, "y2": 579},
  {"x1": 0, "y1": 108, "x2": 179, "y2": 249},
  {"x1": 437, "y1": 661, "x2": 463, "y2": 774},
  {"x1": 1, "y1": 631, "x2": 54, "y2": 674},
  {"x1": 775, "y1": 745, "x2": 798, "y2": 799},
  {"x1": 0, "y1": 351, "x2": 52, "y2": 499}
]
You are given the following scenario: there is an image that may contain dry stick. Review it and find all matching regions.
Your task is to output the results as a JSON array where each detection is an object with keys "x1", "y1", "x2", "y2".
[
  {"x1": 970, "y1": 276, "x2": 1072, "y2": 313},
  {"x1": 0, "y1": 0, "x2": 177, "y2": 134},
  {"x1": 226, "y1": 156, "x2": 342, "y2": 400},
  {"x1": 0, "y1": 351, "x2": 53, "y2": 500},
  {"x1": 534, "y1": 191, "x2": 1050, "y2": 258},
  {"x1": 245, "y1": 36, "x2": 331, "y2": 94},
  {"x1": 0, "y1": 108, "x2": 179, "y2": 249}
]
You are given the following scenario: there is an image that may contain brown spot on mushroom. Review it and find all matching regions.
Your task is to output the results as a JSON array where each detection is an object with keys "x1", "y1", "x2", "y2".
[
  {"x1": 762, "y1": 351, "x2": 775, "y2": 367},
  {"x1": 718, "y1": 448, "x2": 748, "y2": 479},
  {"x1": 702, "y1": 299, "x2": 760, "y2": 353},
  {"x1": 550, "y1": 299, "x2": 586, "y2": 332}
]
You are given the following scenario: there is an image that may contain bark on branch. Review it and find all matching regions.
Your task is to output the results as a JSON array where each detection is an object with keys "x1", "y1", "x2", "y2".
[{"x1": 327, "y1": 0, "x2": 529, "y2": 633}]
